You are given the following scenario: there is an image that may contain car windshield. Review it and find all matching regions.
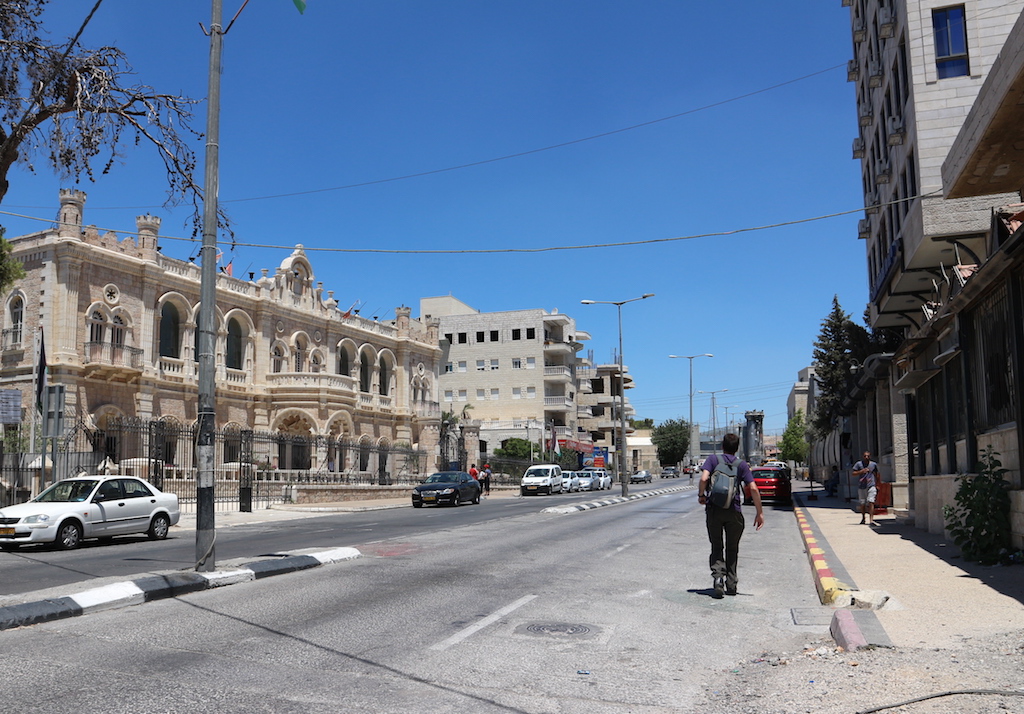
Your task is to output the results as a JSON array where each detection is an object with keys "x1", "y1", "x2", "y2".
[
  {"x1": 35, "y1": 480, "x2": 99, "y2": 503},
  {"x1": 425, "y1": 473, "x2": 457, "y2": 483},
  {"x1": 524, "y1": 468, "x2": 551, "y2": 478}
]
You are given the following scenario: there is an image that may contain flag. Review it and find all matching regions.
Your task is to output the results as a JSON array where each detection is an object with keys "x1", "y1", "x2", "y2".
[
  {"x1": 225, "y1": 261, "x2": 233, "y2": 277},
  {"x1": 292, "y1": 0, "x2": 306, "y2": 13},
  {"x1": 36, "y1": 329, "x2": 47, "y2": 412}
]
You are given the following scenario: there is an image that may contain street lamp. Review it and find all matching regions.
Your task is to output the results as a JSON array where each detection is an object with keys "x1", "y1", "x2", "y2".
[
  {"x1": 669, "y1": 353, "x2": 713, "y2": 468},
  {"x1": 698, "y1": 388, "x2": 729, "y2": 442},
  {"x1": 581, "y1": 293, "x2": 655, "y2": 497},
  {"x1": 721, "y1": 405, "x2": 741, "y2": 440}
]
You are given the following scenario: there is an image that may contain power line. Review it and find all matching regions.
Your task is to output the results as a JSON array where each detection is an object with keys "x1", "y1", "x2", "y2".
[{"x1": 3, "y1": 63, "x2": 846, "y2": 212}]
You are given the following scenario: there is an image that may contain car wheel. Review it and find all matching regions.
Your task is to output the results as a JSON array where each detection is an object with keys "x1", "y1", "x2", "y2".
[
  {"x1": 520, "y1": 488, "x2": 527, "y2": 496},
  {"x1": 56, "y1": 520, "x2": 83, "y2": 550},
  {"x1": 148, "y1": 513, "x2": 171, "y2": 540},
  {"x1": 413, "y1": 501, "x2": 423, "y2": 508},
  {"x1": 452, "y1": 492, "x2": 461, "y2": 507},
  {"x1": 473, "y1": 489, "x2": 481, "y2": 505}
]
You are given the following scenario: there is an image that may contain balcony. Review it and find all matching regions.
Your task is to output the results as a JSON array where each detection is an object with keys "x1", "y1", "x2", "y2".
[
  {"x1": 544, "y1": 395, "x2": 574, "y2": 411},
  {"x1": 543, "y1": 365, "x2": 572, "y2": 381},
  {"x1": 1, "y1": 327, "x2": 23, "y2": 351},
  {"x1": 543, "y1": 340, "x2": 575, "y2": 356},
  {"x1": 266, "y1": 372, "x2": 357, "y2": 400},
  {"x1": 83, "y1": 341, "x2": 144, "y2": 380}
]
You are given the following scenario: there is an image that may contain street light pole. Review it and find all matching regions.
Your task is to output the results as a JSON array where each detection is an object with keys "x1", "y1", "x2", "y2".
[
  {"x1": 582, "y1": 294, "x2": 654, "y2": 497},
  {"x1": 669, "y1": 354, "x2": 713, "y2": 469}
]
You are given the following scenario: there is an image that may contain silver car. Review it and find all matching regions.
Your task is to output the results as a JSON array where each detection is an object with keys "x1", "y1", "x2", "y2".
[
  {"x1": 0, "y1": 476, "x2": 180, "y2": 550},
  {"x1": 561, "y1": 471, "x2": 581, "y2": 493},
  {"x1": 576, "y1": 472, "x2": 596, "y2": 491}
]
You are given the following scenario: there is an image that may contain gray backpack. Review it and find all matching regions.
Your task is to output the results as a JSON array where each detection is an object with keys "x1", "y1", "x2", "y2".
[{"x1": 707, "y1": 454, "x2": 742, "y2": 509}]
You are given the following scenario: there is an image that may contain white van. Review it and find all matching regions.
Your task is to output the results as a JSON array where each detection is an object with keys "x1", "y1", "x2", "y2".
[{"x1": 520, "y1": 464, "x2": 563, "y2": 496}]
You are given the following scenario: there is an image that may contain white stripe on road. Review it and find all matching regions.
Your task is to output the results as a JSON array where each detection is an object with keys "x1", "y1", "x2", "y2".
[
  {"x1": 605, "y1": 543, "x2": 633, "y2": 558},
  {"x1": 429, "y1": 594, "x2": 537, "y2": 651}
]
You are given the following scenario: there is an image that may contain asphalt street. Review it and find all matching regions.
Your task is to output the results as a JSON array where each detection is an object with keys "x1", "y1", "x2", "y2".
[{"x1": 0, "y1": 484, "x2": 827, "y2": 713}]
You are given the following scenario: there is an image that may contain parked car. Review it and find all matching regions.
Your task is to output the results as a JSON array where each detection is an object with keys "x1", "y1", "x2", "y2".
[
  {"x1": 582, "y1": 467, "x2": 611, "y2": 490},
  {"x1": 411, "y1": 471, "x2": 481, "y2": 508},
  {"x1": 561, "y1": 471, "x2": 581, "y2": 493},
  {"x1": 629, "y1": 470, "x2": 653, "y2": 484},
  {"x1": 746, "y1": 466, "x2": 793, "y2": 505},
  {"x1": 576, "y1": 472, "x2": 596, "y2": 491},
  {"x1": 0, "y1": 476, "x2": 180, "y2": 550},
  {"x1": 520, "y1": 464, "x2": 563, "y2": 496},
  {"x1": 661, "y1": 466, "x2": 680, "y2": 478}
]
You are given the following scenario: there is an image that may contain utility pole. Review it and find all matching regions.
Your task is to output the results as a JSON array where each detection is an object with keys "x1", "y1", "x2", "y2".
[{"x1": 195, "y1": 0, "x2": 223, "y2": 572}]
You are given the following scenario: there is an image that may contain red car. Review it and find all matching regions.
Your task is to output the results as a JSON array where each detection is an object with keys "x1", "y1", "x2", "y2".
[{"x1": 747, "y1": 466, "x2": 792, "y2": 505}]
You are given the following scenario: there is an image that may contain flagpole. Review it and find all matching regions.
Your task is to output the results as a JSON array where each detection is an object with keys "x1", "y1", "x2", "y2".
[{"x1": 30, "y1": 326, "x2": 38, "y2": 461}]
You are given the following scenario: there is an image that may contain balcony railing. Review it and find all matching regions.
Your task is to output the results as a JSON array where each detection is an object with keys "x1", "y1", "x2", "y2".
[
  {"x1": 543, "y1": 365, "x2": 572, "y2": 379},
  {"x1": 84, "y1": 341, "x2": 144, "y2": 370},
  {"x1": 1, "y1": 327, "x2": 23, "y2": 351}
]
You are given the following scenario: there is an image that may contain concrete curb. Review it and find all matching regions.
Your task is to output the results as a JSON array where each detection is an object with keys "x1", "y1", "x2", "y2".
[
  {"x1": 793, "y1": 497, "x2": 893, "y2": 651},
  {"x1": 0, "y1": 546, "x2": 361, "y2": 632},
  {"x1": 540, "y1": 484, "x2": 697, "y2": 514}
]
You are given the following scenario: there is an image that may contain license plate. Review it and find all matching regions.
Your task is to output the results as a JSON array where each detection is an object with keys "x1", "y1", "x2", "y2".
[
  {"x1": 526, "y1": 485, "x2": 537, "y2": 490},
  {"x1": 423, "y1": 496, "x2": 436, "y2": 501},
  {"x1": 0, "y1": 527, "x2": 15, "y2": 536}
]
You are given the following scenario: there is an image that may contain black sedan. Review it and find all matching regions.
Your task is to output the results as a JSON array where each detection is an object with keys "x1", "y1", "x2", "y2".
[{"x1": 411, "y1": 472, "x2": 482, "y2": 508}]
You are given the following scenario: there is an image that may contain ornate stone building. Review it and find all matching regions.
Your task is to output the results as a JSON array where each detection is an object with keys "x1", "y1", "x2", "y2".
[{"x1": 1, "y1": 190, "x2": 442, "y2": 477}]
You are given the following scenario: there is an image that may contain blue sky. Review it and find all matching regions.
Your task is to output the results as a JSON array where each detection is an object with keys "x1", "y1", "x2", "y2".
[{"x1": 1, "y1": 1, "x2": 867, "y2": 436}]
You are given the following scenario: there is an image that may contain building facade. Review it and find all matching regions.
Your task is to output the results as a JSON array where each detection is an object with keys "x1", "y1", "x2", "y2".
[
  {"x1": 2, "y1": 190, "x2": 443, "y2": 481},
  {"x1": 422, "y1": 296, "x2": 594, "y2": 461},
  {"x1": 839, "y1": 0, "x2": 1024, "y2": 546}
]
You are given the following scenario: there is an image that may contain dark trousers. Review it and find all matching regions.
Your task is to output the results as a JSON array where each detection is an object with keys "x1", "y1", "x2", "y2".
[{"x1": 706, "y1": 505, "x2": 745, "y2": 588}]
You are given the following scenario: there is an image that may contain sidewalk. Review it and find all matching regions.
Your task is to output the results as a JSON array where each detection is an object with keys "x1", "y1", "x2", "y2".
[{"x1": 792, "y1": 479, "x2": 1024, "y2": 649}]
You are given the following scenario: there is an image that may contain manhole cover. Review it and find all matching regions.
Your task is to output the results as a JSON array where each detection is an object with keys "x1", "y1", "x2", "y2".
[{"x1": 526, "y1": 623, "x2": 591, "y2": 637}]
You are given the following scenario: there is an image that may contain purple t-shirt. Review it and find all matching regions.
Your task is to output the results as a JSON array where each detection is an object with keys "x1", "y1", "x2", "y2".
[{"x1": 701, "y1": 454, "x2": 754, "y2": 512}]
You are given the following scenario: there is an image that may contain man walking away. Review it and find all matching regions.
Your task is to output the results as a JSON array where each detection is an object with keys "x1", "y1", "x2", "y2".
[
  {"x1": 852, "y1": 450, "x2": 879, "y2": 526},
  {"x1": 698, "y1": 433, "x2": 764, "y2": 598},
  {"x1": 482, "y1": 464, "x2": 492, "y2": 495}
]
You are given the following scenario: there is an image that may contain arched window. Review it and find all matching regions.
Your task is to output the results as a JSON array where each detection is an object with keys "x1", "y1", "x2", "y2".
[
  {"x1": 159, "y1": 303, "x2": 181, "y2": 358},
  {"x1": 226, "y1": 318, "x2": 244, "y2": 370},
  {"x1": 294, "y1": 335, "x2": 307, "y2": 373},
  {"x1": 88, "y1": 310, "x2": 106, "y2": 344},
  {"x1": 337, "y1": 347, "x2": 350, "y2": 376},
  {"x1": 111, "y1": 315, "x2": 125, "y2": 347},
  {"x1": 360, "y1": 352, "x2": 372, "y2": 393},
  {"x1": 272, "y1": 346, "x2": 284, "y2": 374},
  {"x1": 8, "y1": 296, "x2": 23, "y2": 345},
  {"x1": 311, "y1": 352, "x2": 323, "y2": 373},
  {"x1": 378, "y1": 355, "x2": 390, "y2": 396}
]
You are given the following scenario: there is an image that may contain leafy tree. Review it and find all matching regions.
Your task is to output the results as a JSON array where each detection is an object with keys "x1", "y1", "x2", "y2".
[
  {"x1": 779, "y1": 409, "x2": 809, "y2": 464},
  {"x1": 630, "y1": 417, "x2": 653, "y2": 429},
  {"x1": 650, "y1": 418, "x2": 690, "y2": 465},
  {"x1": 494, "y1": 437, "x2": 536, "y2": 460},
  {"x1": 0, "y1": 1, "x2": 214, "y2": 225},
  {"x1": 0, "y1": 228, "x2": 24, "y2": 294}
]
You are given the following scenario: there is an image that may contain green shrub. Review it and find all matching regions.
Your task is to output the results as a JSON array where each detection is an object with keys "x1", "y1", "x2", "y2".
[{"x1": 943, "y1": 446, "x2": 1013, "y2": 565}]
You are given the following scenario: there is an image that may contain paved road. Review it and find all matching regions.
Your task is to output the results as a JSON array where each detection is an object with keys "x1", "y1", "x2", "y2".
[
  {"x1": 0, "y1": 486, "x2": 823, "y2": 713},
  {"x1": 0, "y1": 484, "x2": 648, "y2": 597}
]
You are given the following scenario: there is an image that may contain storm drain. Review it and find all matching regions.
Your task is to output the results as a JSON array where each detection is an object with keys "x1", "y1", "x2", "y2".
[{"x1": 516, "y1": 623, "x2": 597, "y2": 639}]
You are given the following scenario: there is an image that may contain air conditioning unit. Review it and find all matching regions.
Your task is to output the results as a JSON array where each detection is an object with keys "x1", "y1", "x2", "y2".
[
  {"x1": 879, "y1": 7, "x2": 896, "y2": 39},
  {"x1": 865, "y1": 190, "x2": 880, "y2": 214},
  {"x1": 858, "y1": 218, "x2": 871, "y2": 239},
  {"x1": 852, "y1": 136, "x2": 865, "y2": 159},
  {"x1": 847, "y1": 59, "x2": 860, "y2": 82},
  {"x1": 868, "y1": 59, "x2": 883, "y2": 88},
  {"x1": 859, "y1": 102, "x2": 873, "y2": 127},
  {"x1": 887, "y1": 116, "x2": 906, "y2": 145},
  {"x1": 853, "y1": 18, "x2": 866, "y2": 42},
  {"x1": 875, "y1": 160, "x2": 892, "y2": 184}
]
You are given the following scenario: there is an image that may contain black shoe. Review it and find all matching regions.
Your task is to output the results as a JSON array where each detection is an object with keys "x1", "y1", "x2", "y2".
[
  {"x1": 713, "y1": 577, "x2": 725, "y2": 599},
  {"x1": 726, "y1": 587, "x2": 737, "y2": 596}
]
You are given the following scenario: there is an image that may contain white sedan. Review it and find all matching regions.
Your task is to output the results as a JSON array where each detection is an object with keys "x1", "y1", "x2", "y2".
[
  {"x1": 561, "y1": 471, "x2": 581, "y2": 493},
  {"x1": 0, "y1": 476, "x2": 180, "y2": 550}
]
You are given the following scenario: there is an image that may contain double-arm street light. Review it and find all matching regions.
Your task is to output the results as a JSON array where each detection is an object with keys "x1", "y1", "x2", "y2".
[
  {"x1": 698, "y1": 388, "x2": 729, "y2": 442},
  {"x1": 581, "y1": 294, "x2": 654, "y2": 497},
  {"x1": 668, "y1": 353, "x2": 713, "y2": 469}
]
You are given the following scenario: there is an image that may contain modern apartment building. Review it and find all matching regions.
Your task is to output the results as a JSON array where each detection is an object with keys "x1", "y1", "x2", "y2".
[
  {"x1": 838, "y1": 1, "x2": 1024, "y2": 539},
  {"x1": 421, "y1": 296, "x2": 597, "y2": 461},
  {"x1": 1, "y1": 190, "x2": 443, "y2": 481}
]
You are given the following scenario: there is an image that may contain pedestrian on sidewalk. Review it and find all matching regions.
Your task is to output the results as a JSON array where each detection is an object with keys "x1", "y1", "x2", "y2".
[
  {"x1": 852, "y1": 450, "x2": 878, "y2": 526},
  {"x1": 698, "y1": 433, "x2": 765, "y2": 598},
  {"x1": 482, "y1": 464, "x2": 492, "y2": 495}
]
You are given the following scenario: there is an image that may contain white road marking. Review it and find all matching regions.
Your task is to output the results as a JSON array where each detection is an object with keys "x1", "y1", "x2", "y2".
[
  {"x1": 429, "y1": 594, "x2": 537, "y2": 651},
  {"x1": 605, "y1": 543, "x2": 633, "y2": 558}
]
